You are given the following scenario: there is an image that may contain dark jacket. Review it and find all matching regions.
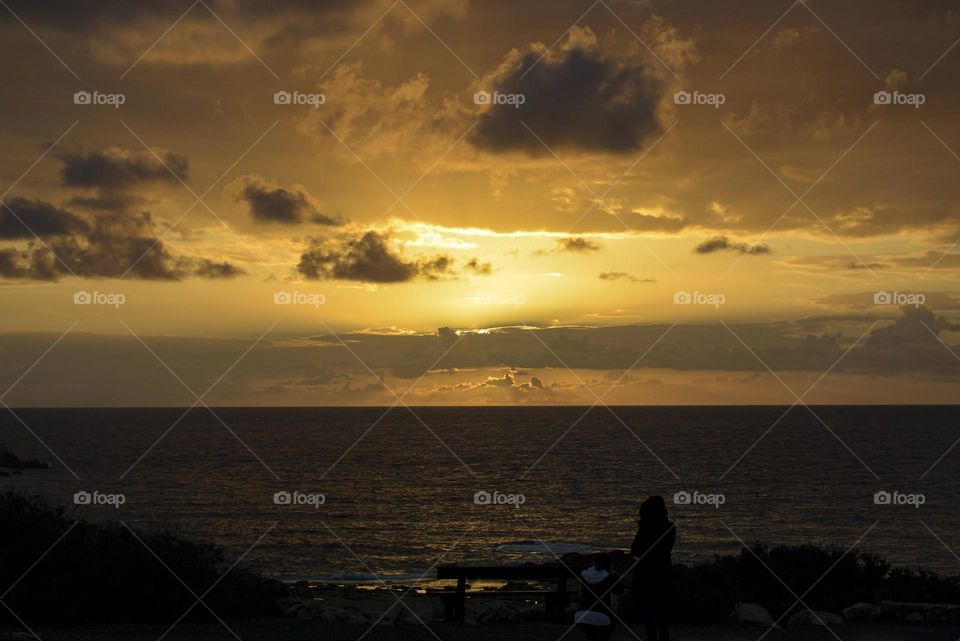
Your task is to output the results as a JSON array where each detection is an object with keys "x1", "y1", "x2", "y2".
[{"x1": 630, "y1": 518, "x2": 675, "y2": 600}]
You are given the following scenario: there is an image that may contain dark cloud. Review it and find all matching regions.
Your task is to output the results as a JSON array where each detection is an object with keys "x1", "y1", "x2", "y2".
[
  {"x1": 694, "y1": 236, "x2": 771, "y2": 255},
  {"x1": 66, "y1": 192, "x2": 144, "y2": 213},
  {"x1": 300, "y1": 305, "x2": 960, "y2": 381},
  {"x1": 558, "y1": 237, "x2": 601, "y2": 252},
  {"x1": 847, "y1": 261, "x2": 887, "y2": 270},
  {"x1": 235, "y1": 175, "x2": 339, "y2": 225},
  {"x1": 298, "y1": 231, "x2": 443, "y2": 283},
  {"x1": 298, "y1": 231, "x2": 493, "y2": 283},
  {"x1": 471, "y1": 31, "x2": 666, "y2": 155},
  {"x1": 0, "y1": 205, "x2": 242, "y2": 282},
  {"x1": 598, "y1": 271, "x2": 654, "y2": 283},
  {"x1": 58, "y1": 148, "x2": 188, "y2": 190},
  {"x1": 0, "y1": 197, "x2": 90, "y2": 239},
  {"x1": 464, "y1": 258, "x2": 492, "y2": 275},
  {"x1": 193, "y1": 259, "x2": 246, "y2": 279}
]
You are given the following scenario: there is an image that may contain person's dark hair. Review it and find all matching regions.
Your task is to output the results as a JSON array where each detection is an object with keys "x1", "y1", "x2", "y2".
[
  {"x1": 594, "y1": 552, "x2": 613, "y2": 571},
  {"x1": 640, "y1": 495, "x2": 668, "y2": 521}
]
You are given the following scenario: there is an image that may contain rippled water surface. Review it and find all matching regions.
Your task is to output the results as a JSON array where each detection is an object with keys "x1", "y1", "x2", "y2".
[{"x1": 2, "y1": 406, "x2": 958, "y2": 579}]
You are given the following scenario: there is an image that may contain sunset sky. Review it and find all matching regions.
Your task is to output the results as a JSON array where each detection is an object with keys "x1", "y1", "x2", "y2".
[{"x1": 2, "y1": 0, "x2": 960, "y2": 405}]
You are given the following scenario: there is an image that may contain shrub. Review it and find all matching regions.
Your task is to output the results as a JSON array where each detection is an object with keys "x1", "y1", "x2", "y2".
[{"x1": 0, "y1": 492, "x2": 288, "y2": 625}]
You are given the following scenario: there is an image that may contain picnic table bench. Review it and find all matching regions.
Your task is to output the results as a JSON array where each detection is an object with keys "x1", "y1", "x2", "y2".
[{"x1": 431, "y1": 565, "x2": 582, "y2": 622}]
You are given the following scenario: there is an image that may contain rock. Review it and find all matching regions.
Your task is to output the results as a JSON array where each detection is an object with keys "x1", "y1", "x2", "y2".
[
  {"x1": 468, "y1": 599, "x2": 542, "y2": 624},
  {"x1": 732, "y1": 602, "x2": 776, "y2": 627},
  {"x1": 0, "y1": 448, "x2": 47, "y2": 470},
  {"x1": 904, "y1": 612, "x2": 925, "y2": 623},
  {"x1": 788, "y1": 609, "x2": 843, "y2": 628},
  {"x1": 843, "y1": 602, "x2": 882, "y2": 621}
]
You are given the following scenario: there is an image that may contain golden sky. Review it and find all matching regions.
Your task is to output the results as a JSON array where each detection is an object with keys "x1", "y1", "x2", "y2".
[{"x1": 1, "y1": 0, "x2": 960, "y2": 405}]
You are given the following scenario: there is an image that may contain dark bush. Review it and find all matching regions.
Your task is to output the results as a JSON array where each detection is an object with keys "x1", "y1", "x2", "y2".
[{"x1": 0, "y1": 492, "x2": 288, "y2": 625}]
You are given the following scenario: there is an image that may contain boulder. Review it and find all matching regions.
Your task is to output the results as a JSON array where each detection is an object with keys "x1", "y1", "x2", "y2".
[
  {"x1": 732, "y1": 602, "x2": 776, "y2": 627},
  {"x1": 788, "y1": 609, "x2": 843, "y2": 628},
  {"x1": 843, "y1": 602, "x2": 882, "y2": 621}
]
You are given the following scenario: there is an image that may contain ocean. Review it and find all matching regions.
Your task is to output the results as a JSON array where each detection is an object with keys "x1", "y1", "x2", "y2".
[{"x1": 1, "y1": 406, "x2": 958, "y2": 581}]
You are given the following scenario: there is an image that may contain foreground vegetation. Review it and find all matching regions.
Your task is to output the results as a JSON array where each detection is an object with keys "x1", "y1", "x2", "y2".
[
  {"x1": 1, "y1": 491, "x2": 957, "y2": 626},
  {"x1": 0, "y1": 492, "x2": 287, "y2": 625}
]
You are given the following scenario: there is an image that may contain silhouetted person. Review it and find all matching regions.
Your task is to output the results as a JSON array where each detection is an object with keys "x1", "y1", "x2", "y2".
[
  {"x1": 631, "y1": 496, "x2": 675, "y2": 641},
  {"x1": 575, "y1": 553, "x2": 623, "y2": 641}
]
